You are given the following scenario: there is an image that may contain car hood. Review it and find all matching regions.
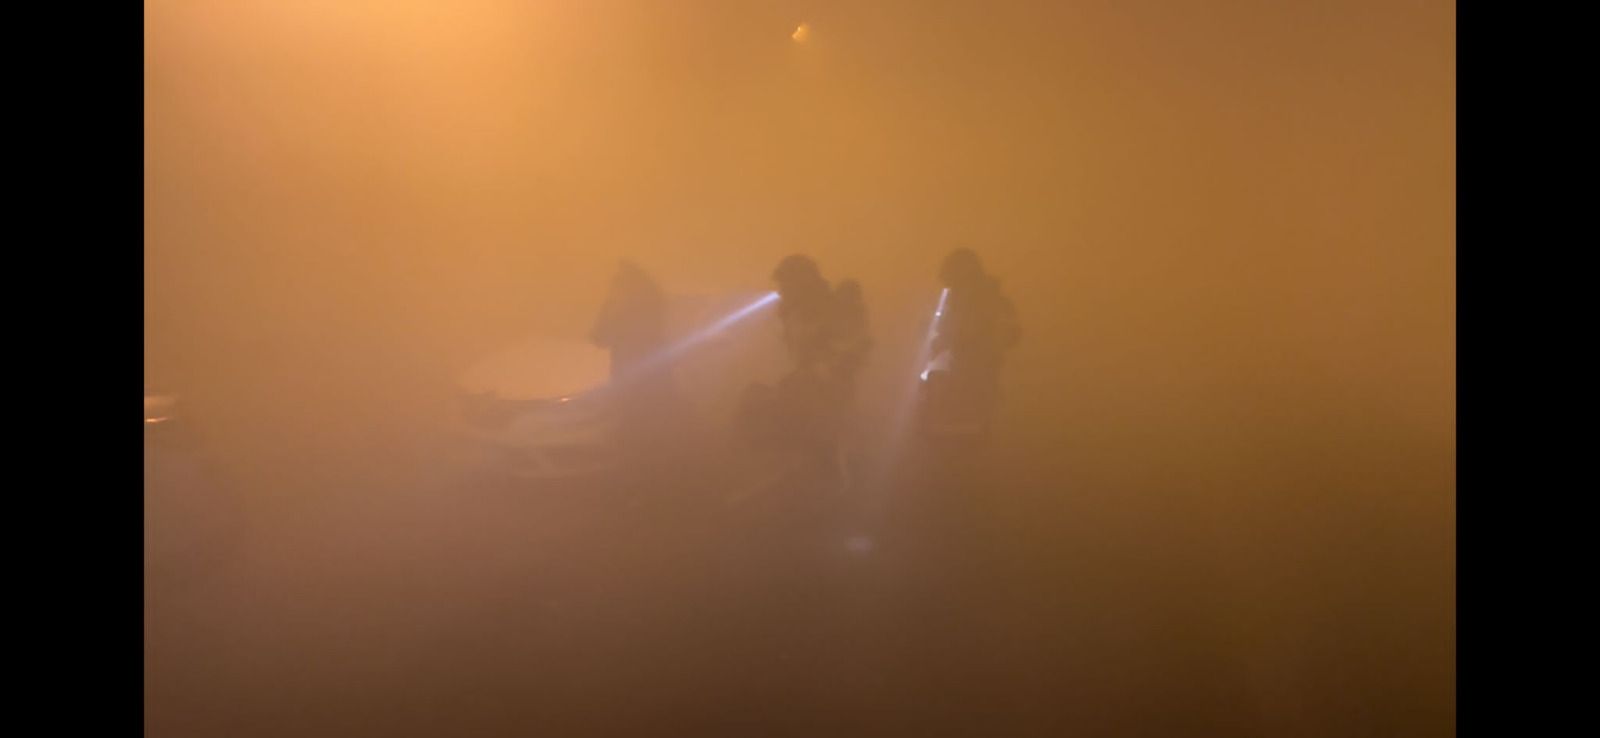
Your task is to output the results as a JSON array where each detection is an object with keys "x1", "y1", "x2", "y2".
[{"x1": 459, "y1": 336, "x2": 611, "y2": 402}]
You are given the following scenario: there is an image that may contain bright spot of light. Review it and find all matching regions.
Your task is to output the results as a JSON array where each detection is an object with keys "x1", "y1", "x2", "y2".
[
  {"x1": 792, "y1": 23, "x2": 810, "y2": 42},
  {"x1": 146, "y1": 417, "x2": 169, "y2": 424}
]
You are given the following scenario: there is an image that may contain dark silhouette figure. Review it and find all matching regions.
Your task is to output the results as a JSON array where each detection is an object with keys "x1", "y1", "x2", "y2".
[
  {"x1": 591, "y1": 261, "x2": 668, "y2": 382},
  {"x1": 771, "y1": 255, "x2": 836, "y2": 376},
  {"x1": 738, "y1": 255, "x2": 871, "y2": 490},
  {"x1": 590, "y1": 261, "x2": 678, "y2": 478},
  {"x1": 925, "y1": 248, "x2": 1020, "y2": 433},
  {"x1": 832, "y1": 279, "x2": 872, "y2": 387}
]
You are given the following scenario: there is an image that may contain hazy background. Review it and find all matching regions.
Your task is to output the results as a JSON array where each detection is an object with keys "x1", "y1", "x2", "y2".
[{"x1": 145, "y1": 1, "x2": 1454, "y2": 735}]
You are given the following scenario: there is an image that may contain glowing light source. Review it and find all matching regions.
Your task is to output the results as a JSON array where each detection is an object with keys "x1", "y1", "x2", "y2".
[
  {"x1": 920, "y1": 288, "x2": 951, "y2": 379},
  {"x1": 792, "y1": 23, "x2": 810, "y2": 42}
]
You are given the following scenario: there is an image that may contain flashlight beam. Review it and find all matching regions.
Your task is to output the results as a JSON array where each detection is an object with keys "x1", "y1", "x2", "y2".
[{"x1": 607, "y1": 291, "x2": 780, "y2": 391}]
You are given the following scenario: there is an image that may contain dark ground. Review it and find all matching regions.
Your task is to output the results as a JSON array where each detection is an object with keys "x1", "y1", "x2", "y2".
[{"x1": 146, "y1": 414, "x2": 1453, "y2": 738}]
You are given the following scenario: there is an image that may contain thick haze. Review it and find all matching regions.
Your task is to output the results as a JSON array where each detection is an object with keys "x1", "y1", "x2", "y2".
[
  {"x1": 146, "y1": 0, "x2": 1452, "y2": 480},
  {"x1": 146, "y1": 1, "x2": 1453, "y2": 732}
]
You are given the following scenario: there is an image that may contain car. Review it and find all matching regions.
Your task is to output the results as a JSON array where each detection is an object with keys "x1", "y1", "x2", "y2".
[{"x1": 453, "y1": 337, "x2": 618, "y2": 480}]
